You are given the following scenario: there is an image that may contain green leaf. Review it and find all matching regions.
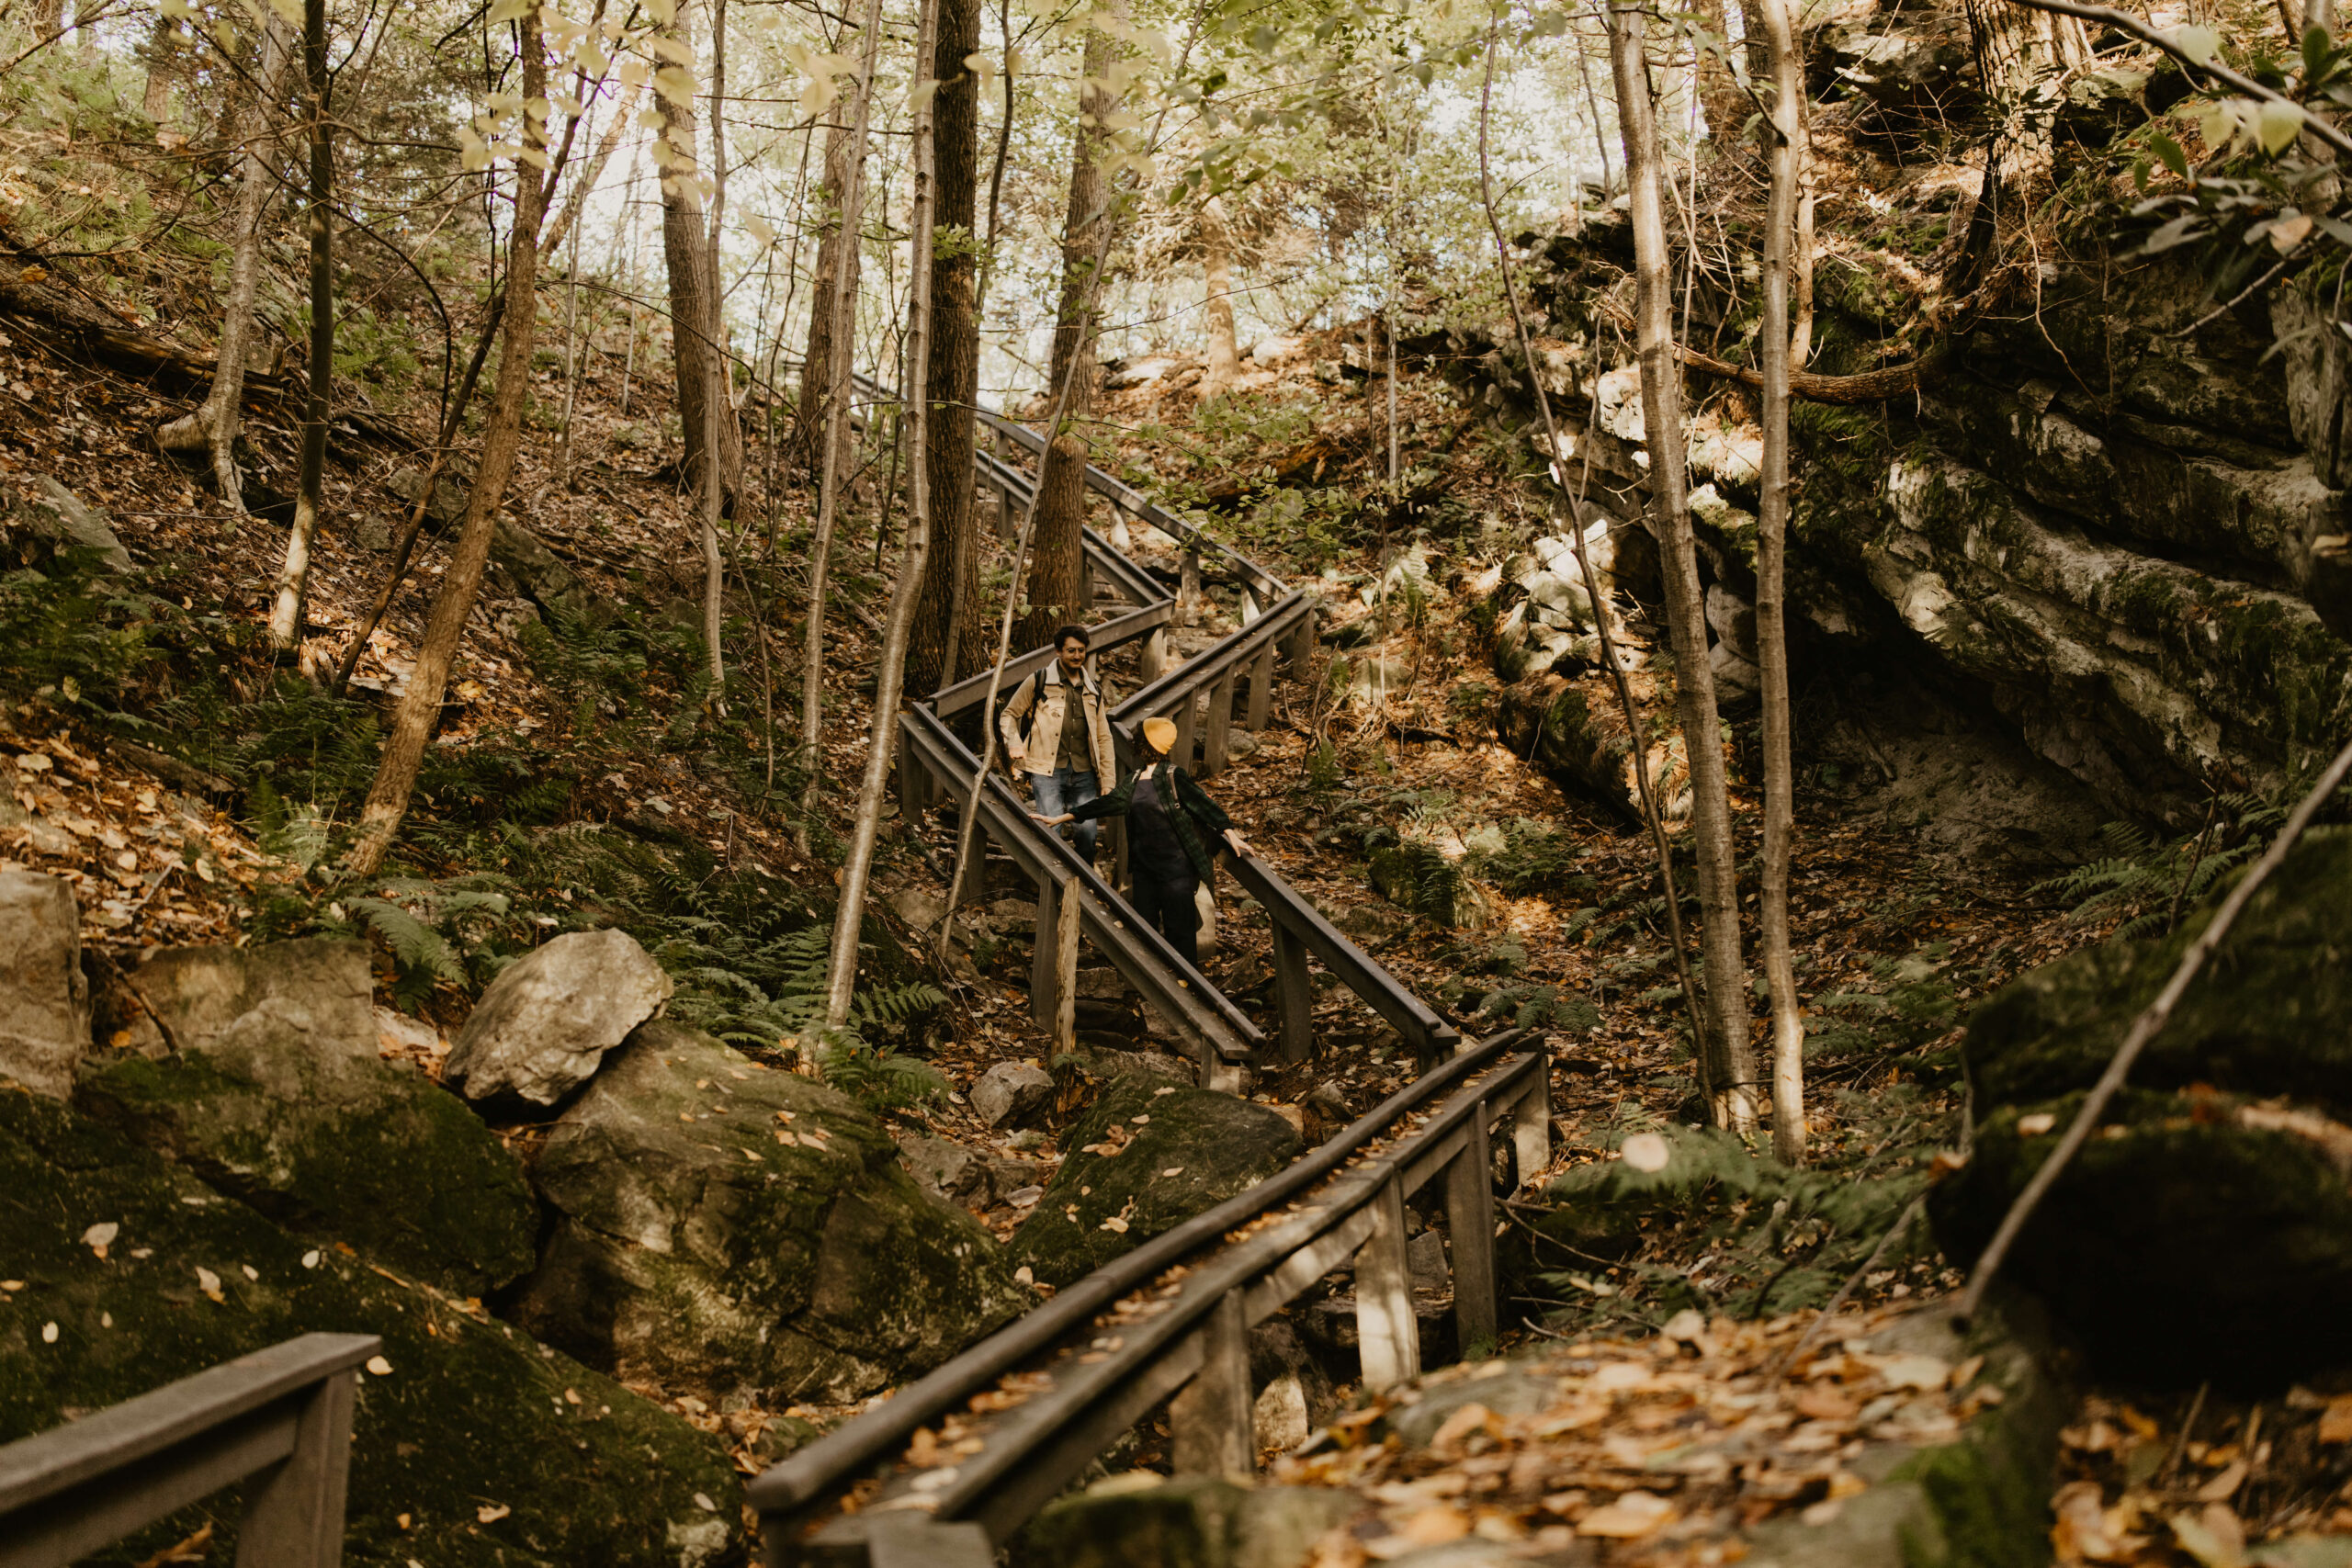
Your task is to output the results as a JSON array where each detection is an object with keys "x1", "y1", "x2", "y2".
[
  {"x1": 2258, "y1": 98, "x2": 2307, "y2": 154},
  {"x1": 2150, "y1": 130, "x2": 2190, "y2": 180},
  {"x1": 2304, "y1": 23, "x2": 2334, "y2": 83},
  {"x1": 2165, "y1": 24, "x2": 2222, "y2": 66}
]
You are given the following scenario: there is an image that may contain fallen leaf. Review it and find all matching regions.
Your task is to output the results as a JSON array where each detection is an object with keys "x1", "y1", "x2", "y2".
[
  {"x1": 301, "y1": 1250, "x2": 322, "y2": 1269},
  {"x1": 1160, "y1": 1167, "x2": 1184, "y2": 1178},
  {"x1": 40, "y1": 1321, "x2": 58, "y2": 1344},
  {"x1": 1620, "y1": 1133, "x2": 1670, "y2": 1172},
  {"x1": 2194, "y1": 1461, "x2": 2248, "y2": 1504},
  {"x1": 476, "y1": 1504, "x2": 511, "y2": 1524},
  {"x1": 366, "y1": 1355, "x2": 394, "y2": 1376},
  {"x1": 2018, "y1": 1112, "x2": 2058, "y2": 1137},
  {"x1": 1577, "y1": 1489, "x2": 1676, "y2": 1539},
  {"x1": 2170, "y1": 1504, "x2": 2246, "y2": 1568},
  {"x1": 1395, "y1": 1505, "x2": 1470, "y2": 1545},
  {"x1": 2318, "y1": 1394, "x2": 2352, "y2": 1445},
  {"x1": 81, "y1": 1221, "x2": 118, "y2": 1252},
  {"x1": 196, "y1": 1266, "x2": 223, "y2": 1303}
]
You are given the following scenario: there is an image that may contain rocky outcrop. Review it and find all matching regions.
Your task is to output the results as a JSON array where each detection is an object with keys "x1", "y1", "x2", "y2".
[
  {"x1": 1012, "y1": 1080, "x2": 1302, "y2": 1289},
  {"x1": 14, "y1": 475, "x2": 131, "y2": 571},
  {"x1": 444, "y1": 929, "x2": 673, "y2": 1105},
  {"x1": 76, "y1": 940, "x2": 537, "y2": 1296},
  {"x1": 0, "y1": 1089, "x2": 746, "y2": 1568},
  {"x1": 0, "y1": 870, "x2": 89, "y2": 1097},
  {"x1": 1932, "y1": 829, "x2": 2352, "y2": 1384},
  {"x1": 515, "y1": 1021, "x2": 1027, "y2": 1404},
  {"x1": 1469, "y1": 202, "x2": 2352, "y2": 836}
]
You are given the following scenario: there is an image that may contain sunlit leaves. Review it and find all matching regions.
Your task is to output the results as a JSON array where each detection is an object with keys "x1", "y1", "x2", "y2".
[
  {"x1": 2257, "y1": 99, "x2": 2308, "y2": 155},
  {"x1": 2163, "y1": 24, "x2": 2221, "y2": 66}
]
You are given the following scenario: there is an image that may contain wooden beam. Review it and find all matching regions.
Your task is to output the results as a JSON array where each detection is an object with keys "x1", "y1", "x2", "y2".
[
  {"x1": 1168, "y1": 1291, "x2": 1253, "y2": 1480},
  {"x1": 1202, "y1": 672, "x2": 1235, "y2": 776},
  {"x1": 1445, "y1": 1104, "x2": 1499, "y2": 1356},
  {"x1": 1270, "y1": 922, "x2": 1314, "y2": 1066},
  {"x1": 1246, "y1": 643, "x2": 1274, "y2": 731},
  {"x1": 1355, "y1": 1179, "x2": 1419, "y2": 1393}
]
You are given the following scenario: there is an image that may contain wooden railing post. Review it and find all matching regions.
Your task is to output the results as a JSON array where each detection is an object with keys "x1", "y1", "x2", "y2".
[
  {"x1": 1168, "y1": 1290, "x2": 1253, "y2": 1479},
  {"x1": 1354, "y1": 1178, "x2": 1419, "y2": 1393},
  {"x1": 1172, "y1": 694, "x2": 1198, "y2": 771},
  {"x1": 1245, "y1": 643, "x2": 1275, "y2": 731},
  {"x1": 1270, "y1": 921, "x2": 1314, "y2": 1066},
  {"x1": 233, "y1": 1367, "x2": 358, "y2": 1568},
  {"x1": 1445, "y1": 1101, "x2": 1499, "y2": 1356},
  {"x1": 1032, "y1": 872, "x2": 1080, "y2": 1047},
  {"x1": 1511, "y1": 1079, "x2": 1553, "y2": 1190},
  {"x1": 1179, "y1": 546, "x2": 1202, "y2": 626},
  {"x1": 866, "y1": 1513, "x2": 997, "y2": 1568},
  {"x1": 1202, "y1": 672, "x2": 1235, "y2": 775},
  {"x1": 1281, "y1": 602, "x2": 1317, "y2": 666},
  {"x1": 1139, "y1": 626, "x2": 1170, "y2": 682}
]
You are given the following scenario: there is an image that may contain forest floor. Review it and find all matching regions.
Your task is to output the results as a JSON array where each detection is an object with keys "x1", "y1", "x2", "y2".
[{"x1": 6, "y1": 225, "x2": 2344, "y2": 1562}]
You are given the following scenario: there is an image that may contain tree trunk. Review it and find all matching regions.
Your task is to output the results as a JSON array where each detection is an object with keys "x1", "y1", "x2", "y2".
[
  {"x1": 141, "y1": 14, "x2": 177, "y2": 127},
  {"x1": 344, "y1": 22, "x2": 551, "y2": 881},
  {"x1": 906, "y1": 0, "x2": 983, "y2": 698},
  {"x1": 796, "y1": 117, "x2": 863, "y2": 475},
  {"x1": 1608, "y1": 2, "x2": 1757, "y2": 1130},
  {"x1": 154, "y1": 14, "x2": 287, "y2": 511},
  {"x1": 31, "y1": 0, "x2": 64, "y2": 41},
  {"x1": 797, "y1": 0, "x2": 888, "y2": 810},
  {"x1": 826, "y1": 0, "x2": 940, "y2": 1029},
  {"x1": 1757, "y1": 0, "x2": 1806, "y2": 1164},
  {"x1": 1197, "y1": 193, "x2": 1239, "y2": 400},
  {"x1": 540, "y1": 82, "x2": 637, "y2": 265},
  {"x1": 1019, "y1": 10, "x2": 1118, "y2": 653},
  {"x1": 657, "y1": 8, "x2": 741, "y2": 518},
  {"x1": 266, "y1": 0, "x2": 333, "y2": 653}
]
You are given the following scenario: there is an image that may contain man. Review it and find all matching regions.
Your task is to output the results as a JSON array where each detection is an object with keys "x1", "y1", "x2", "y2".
[
  {"x1": 1001, "y1": 624, "x2": 1117, "y2": 862},
  {"x1": 1034, "y1": 715, "x2": 1249, "y2": 969}
]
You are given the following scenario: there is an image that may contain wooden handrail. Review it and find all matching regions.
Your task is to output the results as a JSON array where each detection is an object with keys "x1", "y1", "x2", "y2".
[
  {"x1": 760, "y1": 1036, "x2": 1552, "y2": 1562},
  {"x1": 928, "y1": 600, "x2": 1171, "y2": 719},
  {"x1": 0, "y1": 1332, "x2": 379, "y2": 1568},
  {"x1": 1225, "y1": 851, "x2": 1460, "y2": 1064},
  {"x1": 1113, "y1": 592, "x2": 1308, "y2": 723}
]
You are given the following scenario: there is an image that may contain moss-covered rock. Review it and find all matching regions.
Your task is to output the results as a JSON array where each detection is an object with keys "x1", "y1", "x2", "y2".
[
  {"x1": 1932, "y1": 830, "x2": 2352, "y2": 1382},
  {"x1": 75, "y1": 1045, "x2": 537, "y2": 1299},
  {"x1": 514, "y1": 1021, "x2": 1025, "y2": 1404},
  {"x1": 0, "y1": 1090, "x2": 745, "y2": 1568},
  {"x1": 74, "y1": 940, "x2": 536, "y2": 1297},
  {"x1": 1011, "y1": 1081, "x2": 1301, "y2": 1289}
]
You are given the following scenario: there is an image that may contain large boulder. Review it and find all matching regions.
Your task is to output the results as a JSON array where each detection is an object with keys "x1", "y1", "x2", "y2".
[
  {"x1": 444, "y1": 929, "x2": 673, "y2": 1105},
  {"x1": 1012, "y1": 1081, "x2": 1302, "y2": 1289},
  {"x1": 0, "y1": 1090, "x2": 747, "y2": 1568},
  {"x1": 75, "y1": 941, "x2": 537, "y2": 1296},
  {"x1": 0, "y1": 869, "x2": 89, "y2": 1097},
  {"x1": 1932, "y1": 829, "x2": 2352, "y2": 1384},
  {"x1": 514, "y1": 1021, "x2": 1027, "y2": 1404},
  {"x1": 78, "y1": 944, "x2": 538, "y2": 1297}
]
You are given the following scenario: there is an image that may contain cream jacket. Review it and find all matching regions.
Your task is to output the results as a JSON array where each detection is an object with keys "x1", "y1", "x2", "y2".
[{"x1": 1001, "y1": 660, "x2": 1117, "y2": 783}]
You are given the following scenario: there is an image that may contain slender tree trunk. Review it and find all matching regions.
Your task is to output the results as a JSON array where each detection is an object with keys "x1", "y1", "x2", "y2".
[
  {"x1": 798, "y1": 0, "x2": 888, "y2": 812},
  {"x1": 155, "y1": 14, "x2": 287, "y2": 510},
  {"x1": 975, "y1": 0, "x2": 1015, "y2": 314},
  {"x1": 825, "y1": 0, "x2": 940, "y2": 1029},
  {"x1": 1609, "y1": 1, "x2": 1756, "y2": 1130},
  {"x1": 556, "y1": 150, "x2": 587, "y2": 486},
  {"x1": 657, "y1": 8, "x2": 739, "y2": 515},
  {"x1": 906, "y1": 0, "x2": 982, "y2": 698},
  {"x1": 1197, "y1": 193, "x2": 1239, "y2": 400},
  {"x1": 267, "y1": 0, "x2": 334, "y2": 653},
  {"x1": 1757, "y1": 0, "x2": 1806, "y2": 1164},
  {"x1": 540, "y1": 81, "x2": 637, "y2": 265},
  {"x1": 345, "y1": 20, "x2": 551, "y2": 879},
  {"x1": 1020, "y1": 9, "x2": 1119, "y2": 653},
  {"x1": 796, "y1": 117, "x2": 863, "y2": 473},
  {"x1": 141, "y1": 14, "x2": 177, "y2": 127}
]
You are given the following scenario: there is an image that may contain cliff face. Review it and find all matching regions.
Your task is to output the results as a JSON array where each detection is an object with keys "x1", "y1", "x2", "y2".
[{"x1": 1465, "y1": 215, "x2": 2352, "y2": 837}]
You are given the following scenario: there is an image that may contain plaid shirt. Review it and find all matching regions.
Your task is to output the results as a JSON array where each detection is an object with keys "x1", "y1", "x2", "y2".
[{"x1": 1069, "y1": 760, "x2": 1234, "y2": 882}]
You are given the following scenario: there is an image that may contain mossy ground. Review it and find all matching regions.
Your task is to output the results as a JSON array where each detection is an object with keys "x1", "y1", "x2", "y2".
[{"x1": 0, "y1": 1089, "x2": 746, "y2": 1568}]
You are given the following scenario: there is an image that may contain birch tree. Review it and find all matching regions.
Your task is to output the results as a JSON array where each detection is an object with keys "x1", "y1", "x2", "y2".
[
  {"x1": 155, "y1": 13, "x2": 288, "y2": 511},
  {"x1": 265, "y1": 0, "x2": 335, "y2": 652},
  {"x1": 1608, "y1": 1, "x2": 1757, "y2": 1130},
  {"x1": 1756, "y1": 0, "x2": 1808, "y2": 1161},
  {"x1": 824, "y1": 0, "x2": 941, "y2": 1028}
]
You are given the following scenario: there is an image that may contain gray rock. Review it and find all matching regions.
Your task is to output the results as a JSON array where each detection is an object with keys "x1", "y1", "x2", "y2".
[
  {"x1": 119, "y1": 936, "x2": 373, "y2": 1059},
  {"x1": 888, "y1": 885, "x2": 949, "y2": 934},
  {"x1": 0, "y1": 1089, "x2": 747, "y2": 1568},
  {"x1": 1405, "y1": 1227, "x2": 1448, "y2": 1288},
  {"x1": 445, "y1": 928, "x2": 673, "y2": 1104},
  {"x1": 0, "y1": 871, "x2": 89, "y2": 1097},
  {"x1": 1023, "y1": 1476, "x2": 1358, "y2": 1568},
  {"x1": 972, "y1": 1060, "x2": 1055, "y2": 1129},
  {"x1": 1252, "y1": 1373, "x2": 1311, "y2": 1454},
  {"x1": 490, "y1": 514, "x2": 592, "y2": 623},
  {"x1": 17, "y1": 476, "x2": 130, "y2": 571},
  {"x1": 78, "y1": 939, "x2": 537, "y2": 1294},
  {"x1": 385, "y1": 464, "x2": 470, "y2": 529},
  {"x1": 899, "y1": 1133, "x2": 983, "y2": 1201},
  {"x1": 0, "y1": 795, "x2": 76, "y2": 855},
  {"x1": 516, "y1": 1021, "x2": 1027, "y2": 1403},
  {"x1": 1389, "y1": 1366, "x2": 1559, "y2": 1449},
  {"x1": 1012, "y1": 1080, "x2": 1302, "y2": 1288}
]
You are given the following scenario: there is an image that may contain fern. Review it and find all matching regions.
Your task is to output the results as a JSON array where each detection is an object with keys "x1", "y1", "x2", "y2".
[
  {"x1": 2034, "y1": 794, "x2": 2283, "y2": 938},
  {"x1": 345, "y1": 897, "x2": 465, "y2": 1006}
]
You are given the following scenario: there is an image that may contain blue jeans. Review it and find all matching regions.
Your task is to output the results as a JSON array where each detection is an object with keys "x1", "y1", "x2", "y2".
[{"x1": 1032, "y1": 766, "x2": 1102, "y2": 861}]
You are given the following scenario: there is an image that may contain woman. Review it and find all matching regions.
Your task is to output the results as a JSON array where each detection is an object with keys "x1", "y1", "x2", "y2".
[{"x1": 1033, "y1": 715, "x2": 1249, "y2": 969}]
